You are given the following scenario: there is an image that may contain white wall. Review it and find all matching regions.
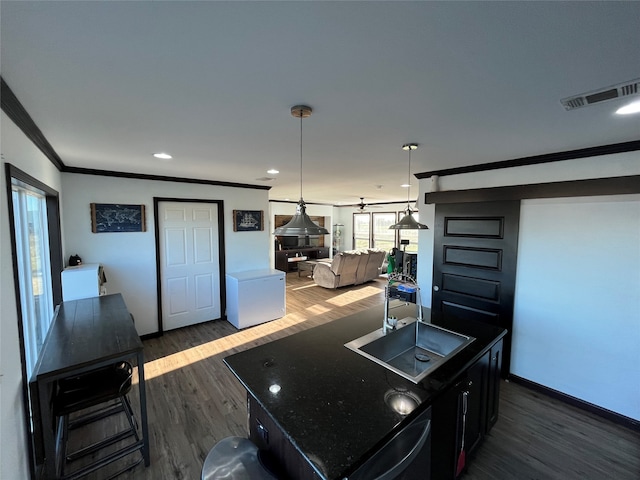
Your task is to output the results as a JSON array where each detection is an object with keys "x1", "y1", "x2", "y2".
[
  {"x1": 332, "y1": 206, "x2": 352, "y2": 252},
  {"x1": 416, "y1": 151, "x2": 640, "y2": 420},
  {"x1": 1, "y1": 113, "x2": 64, "y2": 480},
  {"x1": 415, "y1": 189, "x2": 436, "y2": 308},
  {"x1": 512, "y1": 195, "x2": 640, "y2": 420},
  {"x1": 62, "y1": 173, "x2": 271, "y2": 336}
]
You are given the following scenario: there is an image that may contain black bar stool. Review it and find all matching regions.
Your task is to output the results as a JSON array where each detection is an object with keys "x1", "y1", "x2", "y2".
[{"x1": 53, "y1": 361, "x2": 143, "y2": 479}]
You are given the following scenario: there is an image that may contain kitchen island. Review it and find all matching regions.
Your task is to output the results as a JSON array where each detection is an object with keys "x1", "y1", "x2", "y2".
[{"x1": 224, "y1": 301, "x2": 506, "y2": 480}]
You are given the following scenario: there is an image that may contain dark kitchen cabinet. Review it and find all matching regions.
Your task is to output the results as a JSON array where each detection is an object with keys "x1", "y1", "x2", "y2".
[
  {"x1": 249, "y1": 396, "x2": 323, "y2": 480},
  {"x1": 465, "y1": 351, "x2": 490, "y2": 454},
  {"x1": 431, "y1": 345, "x2": 498, "y2": 479},
  {"x1": 486, "y1": 339, "x2": 503, "y2": 432},
  {"x1": 431, "y1": 376, "x2": 465, "y2": 480}
]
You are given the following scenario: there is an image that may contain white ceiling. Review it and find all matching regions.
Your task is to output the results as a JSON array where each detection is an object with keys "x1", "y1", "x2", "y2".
[{"x1": 1, "y1": 1, "x2": 639, "y2": 206}]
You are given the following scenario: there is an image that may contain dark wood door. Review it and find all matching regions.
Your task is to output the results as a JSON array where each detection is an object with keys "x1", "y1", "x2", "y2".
[{"x1": 432, "y1": 201, "x2": 520, "y2": 375}]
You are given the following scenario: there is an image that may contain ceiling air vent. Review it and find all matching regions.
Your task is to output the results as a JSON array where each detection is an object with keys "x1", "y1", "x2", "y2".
[
  {"x1": 560, "y1": 78, "x2": 640, "y2": 111},
  {"x1": 562, "y1": 97, "x2": 585, "y2": 110}
]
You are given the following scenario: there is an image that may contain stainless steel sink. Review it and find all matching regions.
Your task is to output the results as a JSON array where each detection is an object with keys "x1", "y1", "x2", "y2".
[{"x1": 345, "y1": 318, "x2": 475, "y2": 383}]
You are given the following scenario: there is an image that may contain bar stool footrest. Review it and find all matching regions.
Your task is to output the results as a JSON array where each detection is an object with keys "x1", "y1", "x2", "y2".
[
  {"x1": 61, "y1": 440, "x2": 145, "y2": 480},
  {"x1": 68, "y1": 402, "x2": 124, "y2": 430},
  {"x1": 66, "y1": 428, "x2": 137, "y2": 462}
]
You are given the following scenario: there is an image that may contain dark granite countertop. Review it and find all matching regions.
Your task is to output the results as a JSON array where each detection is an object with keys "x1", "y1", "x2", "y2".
[{"x1": 224, "y1": 301, "x2": 506, "y2": 480}]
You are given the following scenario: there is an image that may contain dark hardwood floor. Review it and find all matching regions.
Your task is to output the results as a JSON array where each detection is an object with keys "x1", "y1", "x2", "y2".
[
  {"x1": 465, "y1": 381, "x2": 640, "y2": 480},
  {"x1": 72, "y1": 273, "x2": 640, "y2": 480}
]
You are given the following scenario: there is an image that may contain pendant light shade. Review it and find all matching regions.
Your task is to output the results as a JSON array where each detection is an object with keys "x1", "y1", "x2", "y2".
[
  {"x1": 390, "y1": 143, "x2": 429, "y2": 230},
  {"x1": 274, "y1": 105, "x2": 329, "y2": 237},
  {"x1": 390, "y1": 207, "x2": 429, "y2": 230},
  {"x1": 274, "y1": 198, "x2": 328, "y2": 236}
]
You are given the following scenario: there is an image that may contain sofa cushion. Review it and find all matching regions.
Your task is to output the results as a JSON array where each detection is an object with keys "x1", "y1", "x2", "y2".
[
  {"x1": 330, "y1": 251, "x2": 351, "y2": 274},
  {"x1": 337, "y1": 252, "x2": 362, "y2": 287},
  {"x1": 356, "y1": 251, "x2": 369, "y2": 285},
  {"x1": 313, "y1": 261, "x2": 340, "y2": 289},
  {"x1": 363, "y1": 249, "x2": 386, "y2": 282}
]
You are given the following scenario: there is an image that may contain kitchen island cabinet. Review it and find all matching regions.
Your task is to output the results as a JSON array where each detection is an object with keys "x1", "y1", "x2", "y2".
[
  {"x1": 224, "y1": 302, "x2": 506, "y2": 479},
  {"x1": 431, "y1": 350, "x2": 488, "y2": 479},
  {"x1": 486, "y1": 339, "x2": 504, "y2": 431}
]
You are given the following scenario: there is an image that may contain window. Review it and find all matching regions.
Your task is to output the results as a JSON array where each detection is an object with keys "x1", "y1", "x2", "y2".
[
  {"x1": 11, "y1": 181, "x2": 54, "y2": 376},
  {"x1": 6, "y1": 164, "x2": 62, "y2": 473},
  {"x1": 372, "y1": 212, "x2": 396, "y2": 251},
  {"x1": 352, "y1": 209, "x2": 421, "y2": 253},
  {"x1": 399, "y1": 212, "x2": 420, "y2": 253},
  {"x1": 353, "y1": 213, "x2": 371, "y2": 249}
]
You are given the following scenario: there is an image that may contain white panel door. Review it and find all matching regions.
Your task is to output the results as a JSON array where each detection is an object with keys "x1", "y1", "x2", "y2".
[{"x1": 159, "y1": 202, "x2": 221, "y2": 330}]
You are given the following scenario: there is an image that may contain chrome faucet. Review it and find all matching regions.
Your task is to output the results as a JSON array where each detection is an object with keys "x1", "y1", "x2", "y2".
[
  {"x1": 383, "y1": 297, "x2": 398, "y2": 335},
  {"x1": 383, "y1": 273, "x2": 423, "y2": 334}
]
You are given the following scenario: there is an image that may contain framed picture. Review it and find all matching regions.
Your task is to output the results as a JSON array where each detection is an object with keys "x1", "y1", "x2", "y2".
[
  {"x1": 90, "y1": 203, "x2": 146, "y2": 233},
  {"x1": 233, "y1": 210, "x2": 264, "y2": 232}
]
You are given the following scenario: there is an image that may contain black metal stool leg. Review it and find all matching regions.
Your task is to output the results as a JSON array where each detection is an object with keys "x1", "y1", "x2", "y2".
[{"x1": 53, "y1": 362, "x2": 145, "y2": 479}]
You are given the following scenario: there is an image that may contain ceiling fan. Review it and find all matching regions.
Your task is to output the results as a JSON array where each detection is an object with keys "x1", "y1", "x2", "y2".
[{"x1": 354, "y1": 197, "x2": 382, "y2": 212}]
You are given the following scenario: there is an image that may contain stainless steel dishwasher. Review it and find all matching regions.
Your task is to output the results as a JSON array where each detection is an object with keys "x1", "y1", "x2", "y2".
[{"x1": 347, "y1": 405, "x2": 432, "y2": 480}]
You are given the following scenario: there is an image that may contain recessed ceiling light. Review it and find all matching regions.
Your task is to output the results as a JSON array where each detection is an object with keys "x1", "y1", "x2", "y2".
[
  {"x1": 401, "y1": 183, "x2": 411, "y2": 188},
  {"x1": 153, "y1": 152, "x2": 172, "y2": 160},
  {"x1": 267, "y1": 168, "x2": 279, "y2": 175},
  {"x1": 615, "y1": 99, "x2": 640, "y2": 115}
]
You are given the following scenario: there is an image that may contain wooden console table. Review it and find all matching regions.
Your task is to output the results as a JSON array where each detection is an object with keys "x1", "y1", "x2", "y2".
[{"x1": 31, "y1": 293, "x2": 150, "y2": 478}]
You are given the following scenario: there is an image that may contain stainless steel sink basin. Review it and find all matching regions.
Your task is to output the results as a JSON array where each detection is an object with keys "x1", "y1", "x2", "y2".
[{"x1": 345, "y1": 318, "x2": 475, "y2": 383}]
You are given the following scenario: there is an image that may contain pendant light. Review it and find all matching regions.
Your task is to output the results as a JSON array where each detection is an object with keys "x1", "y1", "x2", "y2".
[
  {"x1": 274, "y1": 105, "x2": 329, "y2": 236},
  {"x1": 389, "y1": 143, "x2": 429, "y2": 230}
]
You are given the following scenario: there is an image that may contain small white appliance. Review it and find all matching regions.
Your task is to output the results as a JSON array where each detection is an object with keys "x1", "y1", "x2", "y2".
[
  {"x1": 61, "y1": 263, "x2": 107, "y2": 301},
  {"x1": 226, "y1": 269, "x2": 285, "y2": 329}
]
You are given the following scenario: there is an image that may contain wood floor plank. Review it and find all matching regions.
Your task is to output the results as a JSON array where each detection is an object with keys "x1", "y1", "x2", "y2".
[
  {"x1": 72, "y1": 273, "x2": 639, "y2": 479},
  {"x1": 465, "y1": 380, "x2": 640, "y2": 480}
]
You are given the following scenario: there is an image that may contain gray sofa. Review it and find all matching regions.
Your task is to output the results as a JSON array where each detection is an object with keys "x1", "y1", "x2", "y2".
[{"x1": 313, "y1": 249, "x2": 386, "y2": 289}]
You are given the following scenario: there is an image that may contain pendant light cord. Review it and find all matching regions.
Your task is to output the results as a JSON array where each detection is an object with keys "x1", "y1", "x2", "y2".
[
  {"x1": 299, "y1": 111, "x2": 303, "y2": 200},
  {"x1": 401, "y1": 143, "x2": 418, "y2": 211},
  {"x1": 407, "y1": 148, "x2": 411, "y2": 206}
]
